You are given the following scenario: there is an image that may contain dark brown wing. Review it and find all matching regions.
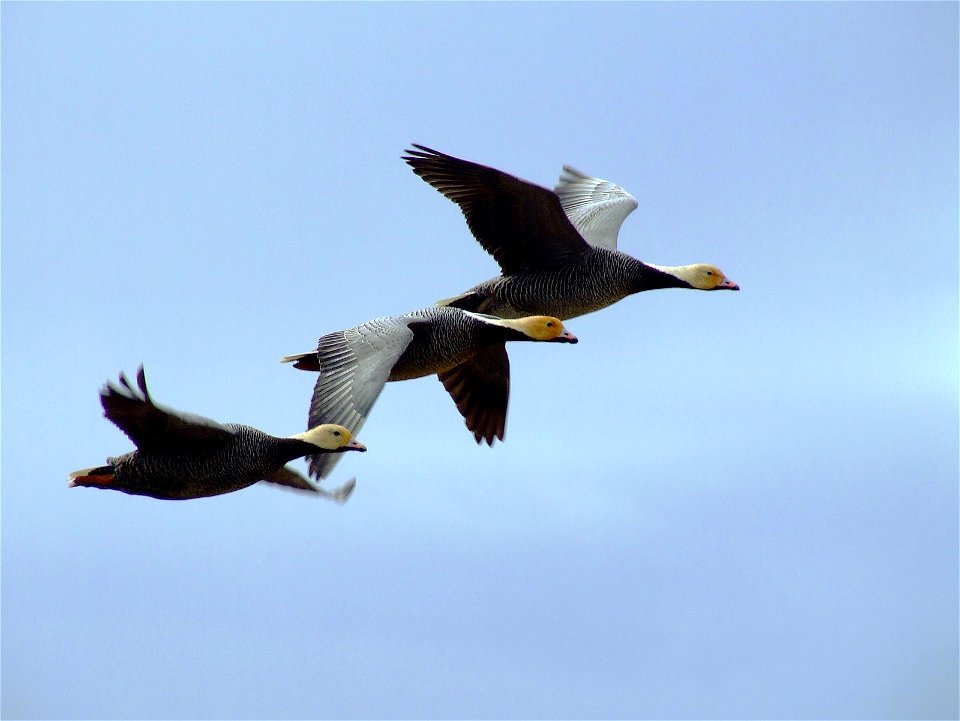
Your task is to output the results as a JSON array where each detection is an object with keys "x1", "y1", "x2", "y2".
[
  {"x1": 262, "y1": 467, "x2": 357, "y2": 503},
  {"x1": 100, "y1": 366, "x2": 235, "y2": 451},
  {"x1": 403, "y1": 144, "x2": 592, "y2": 274},
  {"x1": 437, "y1": 345, "x2": 510, "y2": 446}
]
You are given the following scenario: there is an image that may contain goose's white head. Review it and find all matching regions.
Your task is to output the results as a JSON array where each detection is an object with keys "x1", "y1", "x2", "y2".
[
  {"x1": 669, "y1": 264, "x2": 739, "y2": 291},
  {"x1": 504, "y1": 315, "x2": 578, "y2": 343},
  {"x1": 291, "y1": 424, "x2": 366, "y2": 452}
]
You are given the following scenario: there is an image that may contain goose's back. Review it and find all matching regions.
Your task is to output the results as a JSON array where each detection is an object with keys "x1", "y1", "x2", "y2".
[{"x1": 388, "y1": 306, "x2": 489, "y2": 380}]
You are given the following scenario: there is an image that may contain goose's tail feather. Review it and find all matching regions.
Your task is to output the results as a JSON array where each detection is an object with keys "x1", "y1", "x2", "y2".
[{"x1": 68, "y1": 465, "x2": 114, "y2": 487}]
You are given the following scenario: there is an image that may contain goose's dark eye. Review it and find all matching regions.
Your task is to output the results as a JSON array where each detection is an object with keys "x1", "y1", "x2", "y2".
[
  {"x1": 546, "y1": 321, "x2": 554, "y2": 327},
  {"x1": 333, "y1": 431, "x2": 341, "y2": 436},
  {"x1": 706, "y1": 270, "x2": 714, "y2": 276}
]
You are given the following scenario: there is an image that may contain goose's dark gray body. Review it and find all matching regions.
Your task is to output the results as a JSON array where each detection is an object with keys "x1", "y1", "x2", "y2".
[
  {"x1": 383, "y1": 306, "x2": 527, "y2": 379},
  {"x1": 448, "y1": 249, "x2": 691, "y2": 320},
  {"x1": 101, "y1": 426, "x2": 319, "y2": 500}
]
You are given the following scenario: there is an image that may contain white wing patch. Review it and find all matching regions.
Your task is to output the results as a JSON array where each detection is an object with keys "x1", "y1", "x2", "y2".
[{"x1": 554, "y1": 165, "x2": 638, "y2": 251}]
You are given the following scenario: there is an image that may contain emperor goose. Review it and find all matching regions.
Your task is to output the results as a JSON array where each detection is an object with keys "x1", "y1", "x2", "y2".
[
  {"x1": 70, "y1": 366, "x2": 364, "y2": 501},
  {"x1": 282, "y1": 306, "x2": 577, "y2": 479},
  {"x1": 403, "y1": 144, "x2": 739, "y2": 320}
]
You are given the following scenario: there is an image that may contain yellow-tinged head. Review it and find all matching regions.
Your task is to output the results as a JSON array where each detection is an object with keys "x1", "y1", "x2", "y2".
[
  {"x1": 507, "y1": 315, "x2": 579, "y2": 343},
  {"x1": 292, "y1": 424, "x2": 367, "y2": 452},
  {"x1": 675, "y1": 264, "x2": 740, "y2": 291}
]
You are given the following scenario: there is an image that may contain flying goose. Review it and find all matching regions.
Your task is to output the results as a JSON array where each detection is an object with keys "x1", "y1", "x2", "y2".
[
  {"x1": 403, "y1": 144, "x2": 739, "y2": 320},
  {"x1": 282, "y1": 306, "x2": 577, "y2": 478},
  {"x1": 70, "y1": 367, "x2": 365, "y2": 501}
]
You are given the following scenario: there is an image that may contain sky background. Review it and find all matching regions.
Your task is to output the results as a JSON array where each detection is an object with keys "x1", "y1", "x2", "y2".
[{"x1": 2, "y1": 3, "x2": 957, "y2": 719}]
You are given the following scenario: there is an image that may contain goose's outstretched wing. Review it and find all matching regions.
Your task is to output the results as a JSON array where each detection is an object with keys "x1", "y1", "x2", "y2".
[
  {"x1": 404, "y1": 144, "x2": 592, "y2": 274},
  {"x1": 288, "y1": 317, "x2": 413, "y2": 479},
  {"x1": 100, "y1": 366, "x2": 234, "y2": 451},
  {"x1": 554, "y1": 165, "x2": 638, "y2": 251},
  {"x1": 437, "y1": 345, "x2": 510, "y2": 446},
  {"x1": 262, "y1": 466, "x2": 357, "y2": 503}
]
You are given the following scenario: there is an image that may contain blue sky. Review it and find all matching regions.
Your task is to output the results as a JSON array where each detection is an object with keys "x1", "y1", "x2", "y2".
[{"x1": 2, "y1": 3, "x2": 957, "y2": 719}]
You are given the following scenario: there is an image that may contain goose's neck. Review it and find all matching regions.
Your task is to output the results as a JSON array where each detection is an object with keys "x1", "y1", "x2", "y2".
[
  {"x1": 632, "y1": 262, "x2": 697, "y2": 291},
  {"x1": 279, "y1": 436, "x2": 322, "y2": 461},
  {"x1": 465, "y1": 313, "x2": 535, "y2": 343},
  {"x1": 479, "y1": 317, "x2": 529, "y2": 343}
]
